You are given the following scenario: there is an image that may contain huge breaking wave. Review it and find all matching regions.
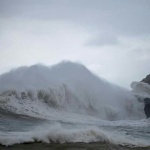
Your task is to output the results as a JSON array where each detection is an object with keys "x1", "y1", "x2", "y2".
[{"x1": 0, "y1": 61, "x2": 149, "y2": 147}]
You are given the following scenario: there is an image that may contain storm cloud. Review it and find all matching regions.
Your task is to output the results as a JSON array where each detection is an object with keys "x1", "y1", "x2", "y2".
[{"x1": 0, "y1": 0, "x2": 150, "y2": 88}]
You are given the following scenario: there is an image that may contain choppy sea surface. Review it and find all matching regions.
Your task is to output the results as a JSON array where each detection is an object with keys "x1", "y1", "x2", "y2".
[
  {"x1": 0, "y1": 63, "x2": 150, "y2": 149},
  {"x1": 0, "y1": 107, "x2": 150, "y2": 149}
]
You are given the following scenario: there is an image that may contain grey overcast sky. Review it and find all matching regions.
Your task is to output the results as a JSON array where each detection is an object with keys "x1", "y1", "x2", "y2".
[{"x1": 0, "y1": 0, "x2": 150, "y2": 88}]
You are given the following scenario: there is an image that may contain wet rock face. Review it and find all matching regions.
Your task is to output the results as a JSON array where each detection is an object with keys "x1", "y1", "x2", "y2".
[
  {"x1": 140, "y1": 74, "x2": 150, "y2": 118},
  {"x1": 144, "y1": 98, "x2": 150, "y2": 118},
  {"x1": 141, "y1": 74, "x2": 150, "y2": 85}
]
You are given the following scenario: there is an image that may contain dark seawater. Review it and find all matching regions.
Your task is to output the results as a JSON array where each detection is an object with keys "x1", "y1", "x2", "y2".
[{"x1": 0, "y1": 108, "x2": 44, "y2": 133}]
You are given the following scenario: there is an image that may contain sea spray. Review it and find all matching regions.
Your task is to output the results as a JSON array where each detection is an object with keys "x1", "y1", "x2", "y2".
[
  {"x1": 0, "y1": 62, "x2": 149, "y2": 147},
  {"x1": 0, "y1": 62, "x2": 144, "y2": 120}
]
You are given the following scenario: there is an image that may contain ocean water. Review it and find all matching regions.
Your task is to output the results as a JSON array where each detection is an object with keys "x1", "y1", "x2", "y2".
[
  {"x1": 0, "y1": 106, "x2": 150, "y2": 147},
  {"x1": 0, "y1": 62, "x2": 150, "y2": 148}
]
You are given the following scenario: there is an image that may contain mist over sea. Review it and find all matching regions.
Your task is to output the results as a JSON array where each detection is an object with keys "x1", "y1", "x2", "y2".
[{"x1": 0, "y1": 62, "x2": 150, "y2": 149}]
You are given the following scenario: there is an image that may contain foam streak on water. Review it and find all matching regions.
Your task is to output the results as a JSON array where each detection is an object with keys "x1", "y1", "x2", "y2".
[{"x1": 0, "y1": 114, "x2": 150, "y2": 147}]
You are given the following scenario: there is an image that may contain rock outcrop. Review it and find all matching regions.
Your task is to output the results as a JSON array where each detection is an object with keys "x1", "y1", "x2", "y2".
[
  {"x1": 141, "y1": 74, "x2": 150, "y2": 118},
  {"x1": 144, "y1": 98, "x2": 150, "y2": 118},
  {"x1": 141, "y1": 74, "x2": 150, "y2": 85},
  {"x1": 131, "y1": 74, "x2": 150, "y2": 118}
]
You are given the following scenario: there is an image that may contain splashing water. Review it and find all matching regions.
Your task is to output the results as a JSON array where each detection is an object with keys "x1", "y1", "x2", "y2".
[{"x1": 0, "y1": 61, "x2": 149, "y2": 147}]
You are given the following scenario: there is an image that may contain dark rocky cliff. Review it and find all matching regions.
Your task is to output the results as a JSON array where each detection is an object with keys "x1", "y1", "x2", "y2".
[
  {"x1": 140, "y1": 74, "x2": 150, "y2": 118},
  {"x1": 141, "y1": 74, "x2": 150, "y2": 85}
]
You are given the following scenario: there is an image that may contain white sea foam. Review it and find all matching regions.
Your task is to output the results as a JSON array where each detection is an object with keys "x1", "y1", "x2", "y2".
[
  {"x1": 131, "y1": 81, "x2": 150, "y2": 103},
  {"x1": 0, "y1": 121, "x2": 149, "y2": 147},
  {"x1": 0, "y1": 61, "x2": 149, "y2": 147},
  {"x1": 0, "y1": 62, "x2": 145, "y2": 120}
]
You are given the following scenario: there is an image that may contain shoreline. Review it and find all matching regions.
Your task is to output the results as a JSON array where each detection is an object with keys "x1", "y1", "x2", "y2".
[{"x1": 0, "y1": 142, "x2": 150, "y2": 150}]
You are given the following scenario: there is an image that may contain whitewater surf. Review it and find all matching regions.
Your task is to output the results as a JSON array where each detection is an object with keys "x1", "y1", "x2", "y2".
[{"x1": 0, "y1": 61, "x2": 149, "y2": 149}]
